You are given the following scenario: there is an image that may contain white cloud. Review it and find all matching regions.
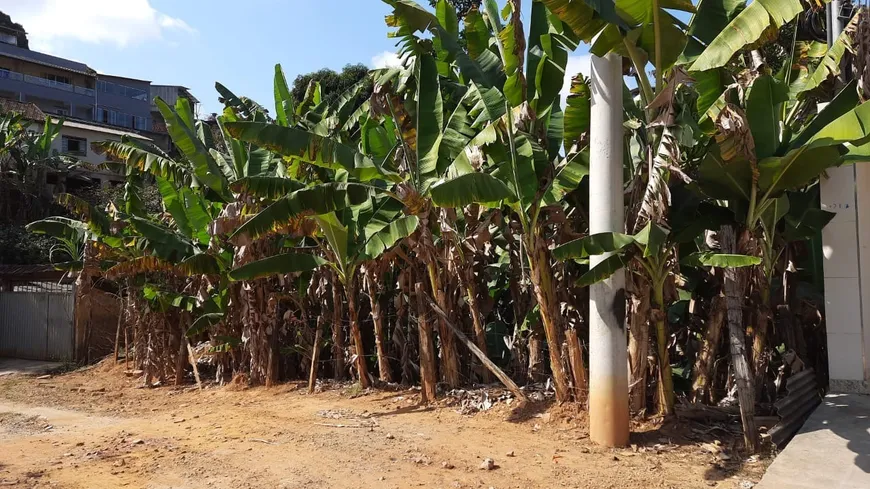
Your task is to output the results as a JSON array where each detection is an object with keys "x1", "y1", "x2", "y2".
[
  {"x1": 2, "y1": 0, "x2": 196, "y2": 53},
  {"x1": 370, "y1": 51, "x2": 402, "y2": 69},
  {"x1": 562, "y1": 55, "x2": 592, "y2": 101}
]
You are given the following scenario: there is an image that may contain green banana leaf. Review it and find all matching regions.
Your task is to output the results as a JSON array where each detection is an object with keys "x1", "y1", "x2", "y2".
[
  {"x1": 576, "y1": 253, "x2": 630, "y2": 286},
  {"x1": 690, "y1": 0, "x2": 804, "y2": 72},
  {"x1": 553, "y1": 232, "x2": 636, "y2": 260},
  {"x1": 229, "y1": 253, "x2": 327, "y2": 281},
  {"x1": 430, "y1": 172, "x2": 516, "y2": 208},
  {"x1": 682, "y1": 251, "x2": 762, "y2": 267}
]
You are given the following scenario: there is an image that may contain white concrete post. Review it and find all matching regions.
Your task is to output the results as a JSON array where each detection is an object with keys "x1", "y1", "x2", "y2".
[{"x1": 588, "y1": 52, "x2": 629, "y2": 447}]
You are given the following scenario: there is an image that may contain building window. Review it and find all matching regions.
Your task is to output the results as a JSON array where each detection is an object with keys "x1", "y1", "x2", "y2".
[
  {"x1": 55, "y1": 108, "x2": 69, "y2": 116},
  {"x1": 43, "y1": 73, "x2": 71, "y2": 85},
  {"x1": 61, "y1": 136, "x2": 87, "y2": 157},
  {"x1": 97, "y1": 80, "x2": 148, "y2": 101},
  {"x1": 0, "y1": 32, "x2": 17, "y2": 46}
]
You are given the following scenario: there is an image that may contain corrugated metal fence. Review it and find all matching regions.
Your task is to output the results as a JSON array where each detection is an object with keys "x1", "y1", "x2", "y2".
[{"x1": 0, "y1": 290, "x2": 74, "y2": 361}]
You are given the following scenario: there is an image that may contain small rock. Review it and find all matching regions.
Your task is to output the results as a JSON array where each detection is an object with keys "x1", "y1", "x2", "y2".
[
  {"x1": 739, "y1": 482, "x2": 754, "y2": 489},
  {"x1": 131, "y1": 439, "x2": 144, "y2": 445},
  {"x1": 173, "y1": 418, "x2": 185, "y2": 423},
  {"x1": 505, "y1": 450, "x2": 515, "y2": 457},
  {"x1": 612, "y1": 456, "x2": 619, "y2": 462},
  {"x1": 479, "y1": 458, "x2": 496, "y2": 470},
  {"x1": 385, "y1": 433, "x2": 395, "y2": 440},
  {"x1": 36, "y1": 374, "x2": 51, "y2": 380},
  {"x1": 75, "y1": 442, "x2": 84, "y2": 447},
  {"x1": 441, "y1": 461, "x2": 454, "y2": 469},
  {"x1": 580, "y1": 447, "x2": 590, "y2": 454},
  {"x1": 63, "y1": 453, "x2": 73, "y2": 457},
  {"x1": 113, "y1": 459, "x2": 126, "y2": 467}
]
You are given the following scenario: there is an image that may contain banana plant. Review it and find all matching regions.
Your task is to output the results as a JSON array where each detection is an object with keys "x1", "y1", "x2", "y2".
[
  {"x1": 230, "y1": 194, "x2": 418, "y2": 387},
  {"x1": 552, "y1": 216, "x2": 760, "y2": 414},
  {"x1": 395, "y1": 0, "x2": 590, "y2": 401}
]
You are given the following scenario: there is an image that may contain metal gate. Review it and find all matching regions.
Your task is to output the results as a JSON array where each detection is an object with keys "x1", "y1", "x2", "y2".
[{"x1": 0, "y1": 288, "x2": 75, "y2": 361}]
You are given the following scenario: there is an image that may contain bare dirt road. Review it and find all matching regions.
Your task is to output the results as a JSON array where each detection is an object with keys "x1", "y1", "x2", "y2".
[{"x1": 0, "y1": 363, "x2": 769, "y2": 488}]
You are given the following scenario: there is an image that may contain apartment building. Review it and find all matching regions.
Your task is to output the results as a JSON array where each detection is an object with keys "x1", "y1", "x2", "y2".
[{"x1": 0, "y1": 33, "x2": 197, "y2": 183}]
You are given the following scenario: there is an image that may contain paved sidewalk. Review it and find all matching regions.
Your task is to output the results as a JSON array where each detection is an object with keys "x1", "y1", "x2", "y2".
[
  {"x1": 758, "y1": 393, "x2": 870, "y2": 488},
  {"x1": 0, "y1": 357, "x2": 63, "y2": 377}
]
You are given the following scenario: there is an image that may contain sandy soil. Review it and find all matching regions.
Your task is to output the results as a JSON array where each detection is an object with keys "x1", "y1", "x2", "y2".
[{"x1": 0, "y1": 362, "x2": 770, "y2": 489}]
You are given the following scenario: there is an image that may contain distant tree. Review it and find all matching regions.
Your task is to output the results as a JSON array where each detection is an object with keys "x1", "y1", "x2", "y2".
[
  {"x1": 290, "y1": 63, "x2": 371, "y2": 108},
  {"x1": 427, "y1": 0, "x2": 482, "y2": 19},
  {"x1": 0, "y1": 11, "x2": 28, "y2": 49}
]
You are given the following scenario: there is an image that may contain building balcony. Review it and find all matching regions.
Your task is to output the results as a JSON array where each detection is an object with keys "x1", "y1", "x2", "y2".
[
  {"x1": 0, "y1": 69, "x2": 96, "y2": 110},
  {"x1": 0, "y1": 69, "x2": 95, "y2": 97}
]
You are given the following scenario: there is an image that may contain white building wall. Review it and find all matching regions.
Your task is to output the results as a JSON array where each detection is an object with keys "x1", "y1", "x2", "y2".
[
  {"x1": 822, "y1": 164, "x2": 870, "y2": 393},
  {"x1": 29, "y1": 120, "x2": 150, "y2": 186}
]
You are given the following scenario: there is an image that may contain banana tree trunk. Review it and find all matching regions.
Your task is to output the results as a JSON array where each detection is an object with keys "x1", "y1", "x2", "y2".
[
  {"x1": 465, "y1": 279, "x2": 490, "y2": 383},
  {"x1": 371, "y1": 292, "x2": 393, "y2": 383},
  {"x1": 527, "y1": 236, "x2": 571, "y2": 402},
  {"x1": 752, "y1": 284, "x2": 770, "y2": 401},
  {"x1": 346, "y1": 275, "x2": 371, "y2": 388},
  {"x1": 415, "y1": 282, "x2": 438, "y2": 403},
  {"x1": 332, "y1": 278, "x2": 346, "y2": 380},
  {"x1": 566, "y1": 328, "x2": 588, "y2": 403},
  {"x1": 720, "y1": 225, "x2": 759, "y2": 453},
  {"x1": 505, "y1": 217, "x2": 532, "y2": 379},
  {"x1": 174, "y1": 311, "x2": 189, "y2": 386},
  {"x1": 691, "y1": 295, "x2": 726, "y2": 404},
  {"x1": 628, "y1": 281, "x2": 651, "y2": 413},
  {"x1": 527, "y1": 326, "x2": 545, "y2": 382},
  {"x1": 427, "y1": 261, "x2": 461, "y2": 388},
  {"x1": 653, "y1": 282, "x2": 675, "y2": 416}
]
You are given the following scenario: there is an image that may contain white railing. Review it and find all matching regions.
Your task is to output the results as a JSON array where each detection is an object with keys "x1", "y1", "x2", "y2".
[
  {"x1": 23, "y1": 74, "x2": 73, "y2": 92},
  {"x1": 74, "y1": 86, "x2": 95, "y2": 97},
  {"x1": 0, "y1": 69, "x2": 95, "y2": 97}
]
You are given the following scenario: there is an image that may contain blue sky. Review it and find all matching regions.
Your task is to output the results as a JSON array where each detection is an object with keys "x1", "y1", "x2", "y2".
[{"x1": 0, "y1": 0, "x2": 592, "y2": 115}]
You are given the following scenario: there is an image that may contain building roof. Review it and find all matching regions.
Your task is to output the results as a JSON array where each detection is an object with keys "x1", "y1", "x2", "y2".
[
  {"x1": 0, "y1": 98, "x2": 46, "y2": 120},
  {"x1": 0, "y1": 43, "x2": 94, "y2": 76},
  {"x1": 98, "y1": 73, "x2": 151, "y2": 83},
  {"x1": 55, "y1": 118, "x2": 153, "y2": 141},
  {"x1": 151, "y1": 84, "x2": 200, "y2": 104}
]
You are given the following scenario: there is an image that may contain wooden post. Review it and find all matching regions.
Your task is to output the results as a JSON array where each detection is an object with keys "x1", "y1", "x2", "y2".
[
  {"x1": 114, "y1": 292, "x2": 124, "y2": 364},
  {"x1": 309, "y1": 316, "x2": 324, "y2": 394},
  {"x1": 187, "y1": 341, "x2": 202, "y2": 390},
  {"x1": 427, "y1": 294, "x2": 529, "y2": 403},
  {"x1": 415, "y1": 282, "x2": 437, "y2": 403}
]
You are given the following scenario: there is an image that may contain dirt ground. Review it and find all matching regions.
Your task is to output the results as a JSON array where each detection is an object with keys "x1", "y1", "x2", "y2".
[{"x1": 0, "y1": 362, "x2": 770, "y2": 489}]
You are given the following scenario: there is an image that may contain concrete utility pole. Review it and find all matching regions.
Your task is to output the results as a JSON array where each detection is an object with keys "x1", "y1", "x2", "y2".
[{"x1": 588, "y1": 52, "x2": 629, "y2": 448}]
